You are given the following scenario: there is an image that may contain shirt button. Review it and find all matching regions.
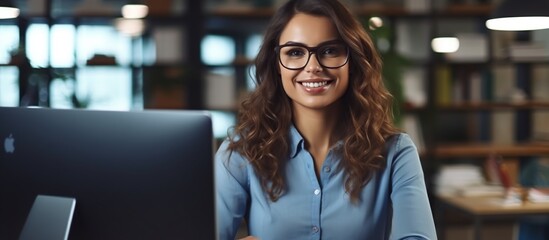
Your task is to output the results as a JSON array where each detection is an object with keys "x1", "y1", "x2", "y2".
[
  {"x1": 324, "y1": 167, "x2": 331, "y2": 172},
  {"x1": 314, "y1": 189, "x2": 321, "y2": 195},
  {"x1": 312, "y1": 226, "x2": 319, "y2": 233}
]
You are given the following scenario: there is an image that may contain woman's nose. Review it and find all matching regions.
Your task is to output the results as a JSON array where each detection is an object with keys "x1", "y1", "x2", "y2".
[{"x1": 305, "y1": 53, "x2": 322, "y2": 72}]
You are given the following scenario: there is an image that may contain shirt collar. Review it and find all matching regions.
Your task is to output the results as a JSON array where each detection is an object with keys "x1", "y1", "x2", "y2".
[
  {"x1": 289, "y1": 124, "x2": 304, "y2": 159},
  {"x1": 288, "y1": 124, "x2": 346, "y2": 158}
]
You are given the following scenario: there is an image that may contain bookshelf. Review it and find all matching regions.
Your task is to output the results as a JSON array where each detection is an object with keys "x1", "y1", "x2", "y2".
[
  {"x1": 425, "y1": 2, "x2": 549, "y2": 152},
  {"x1": 424, "y1": 2, "x2": 549, "y2": 238},
  {"x1": 433, "y1": 143, "x2": 549, "y2": 158},
  {"x1": 203, "y1": 1, "x2": 549, "y2": 154},
  {"x1": 3, "y1": 0, "x2": 546, "y2": 184},
  {"x1": 0, "y1": 0, "x2": 204, "y2": 110},
  {"x1": 1, "y1": 0, "x2": 546, "y2": 237}
]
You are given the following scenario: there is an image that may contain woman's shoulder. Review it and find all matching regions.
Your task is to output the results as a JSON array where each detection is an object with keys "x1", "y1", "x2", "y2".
[
  {"x1": 384, "y1": 133, "x2": 424, "y2": 177},
  {"x1": 384, "y1": 132, "x2": 421, "y2": 165},
  {"x1": 216, "y1": 138, "x2": 242, "y2": 158},
  {"x1": 214, "y1": 138, "x2": 252, "y2": 195},
  {"x1": 386, "y1": 132, "x2": 415, "y2": 151},
  {"x1": 215, "y1": 138, "x2": 249, "y2": 166}
]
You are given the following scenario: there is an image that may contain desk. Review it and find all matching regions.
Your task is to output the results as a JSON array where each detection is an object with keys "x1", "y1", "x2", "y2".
[{"x1": 436, "y1": 196, "x2": 549, "y2": 240}]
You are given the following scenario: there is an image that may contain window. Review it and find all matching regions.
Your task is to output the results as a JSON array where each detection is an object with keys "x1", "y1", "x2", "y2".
[
  {"x1": 0, "y1": 25, "x2": 19, "y2": 64},
  {"x1": 48, "y1": 24, "x2": 134, "y2": 110},
  {"x1": 201, "y1": 35, "x2": 235, "y2": 65},
  {"x1": 27, "y1": 24, "x2": 50, "y2": 68},
  {"x1": 209, "y1": 110, "x2": 236, "y2": 139},
  {"x1": 50, "y1": 24, "x2": 76, "y2": 68},
  {"x1": 0, "y1": 67, "x2": 19, "y2": 106}
]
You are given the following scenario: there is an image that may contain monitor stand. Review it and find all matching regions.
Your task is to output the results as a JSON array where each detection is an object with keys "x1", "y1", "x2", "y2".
[{"x1": 19, "y1": 195, "x2": 76, "y2": 240}]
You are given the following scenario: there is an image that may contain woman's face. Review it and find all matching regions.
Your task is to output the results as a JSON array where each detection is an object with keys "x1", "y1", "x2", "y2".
[{"x1": 278, "y1": 13, "x2": 349, "y2": 112}]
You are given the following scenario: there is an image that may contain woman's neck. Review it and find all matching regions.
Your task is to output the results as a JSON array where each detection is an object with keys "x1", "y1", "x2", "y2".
[{"x1": 292, "y1": 104, "x2": 343, "y2": 152}]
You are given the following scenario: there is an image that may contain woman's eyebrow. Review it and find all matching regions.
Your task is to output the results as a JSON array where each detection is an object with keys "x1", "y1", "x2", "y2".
[
  {"x1": 280, "y1": 39, "x2": 341, "y2": 47},
  {"x1": 279, "y1": 41, "x2": 303, "y2": 46}
]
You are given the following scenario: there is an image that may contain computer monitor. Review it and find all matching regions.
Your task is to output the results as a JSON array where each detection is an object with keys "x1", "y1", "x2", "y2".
[{"x1": 0, "y1": 107, "x2": 216, "y2": 240}]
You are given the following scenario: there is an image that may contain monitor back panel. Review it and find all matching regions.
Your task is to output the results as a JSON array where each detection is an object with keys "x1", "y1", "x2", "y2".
[{"x1": 0, "y1": 107, "x2": 215, "y2": 240}]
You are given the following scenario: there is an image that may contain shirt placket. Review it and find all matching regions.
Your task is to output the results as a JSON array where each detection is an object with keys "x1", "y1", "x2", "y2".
[
  {"x1": 300, "y1": 150, "x2": 321, "y2": 240},
  {"x1": 304, "y1": 150, "x2": 335, "y2": 240}
]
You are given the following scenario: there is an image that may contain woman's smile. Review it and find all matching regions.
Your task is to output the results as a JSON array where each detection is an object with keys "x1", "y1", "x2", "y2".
[{"x1": 296, "y1": 79, "x2": 335, "y2": 93}]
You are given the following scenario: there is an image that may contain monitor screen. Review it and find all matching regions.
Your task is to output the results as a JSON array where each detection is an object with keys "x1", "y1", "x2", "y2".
[{"x1": 0, "y1": 107, "x2": 216, "y2": 240}]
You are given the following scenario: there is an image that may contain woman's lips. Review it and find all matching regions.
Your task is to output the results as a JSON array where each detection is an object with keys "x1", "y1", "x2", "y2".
[{"x1": 297, "y1": 79, "x2": 334, "y2": 93}]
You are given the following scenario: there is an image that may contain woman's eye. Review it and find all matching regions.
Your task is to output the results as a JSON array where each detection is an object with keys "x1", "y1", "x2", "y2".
[
  {"x1": 321, "y1": 46, "x2": 339, "y2": 56},
  {"x1": 286, "y1": 48, "x2": 306, "y2": 57}
]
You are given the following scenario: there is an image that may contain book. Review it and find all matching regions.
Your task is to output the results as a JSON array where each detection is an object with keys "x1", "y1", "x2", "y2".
[
  {"x1": 491, "y1": 110, "x2": 515, "y2": 145},
  {"x1": 491, "y1": 64, "x2": 516, "y2": 103},
  {"x1": 401, "y1": 114, "x2": 425, "y2": 153},
  {"x1": 446, "y1": 33, "x2": 488, "y2": 62},
  {"x1": 395, "y1": 20, "x2": 430, "y2": 61},
  {"x1": 153, "y1": 27, "x2": 186, "y2": 64},
  {"x1": 484, "y1": 154, "x2": 501, "y2": 184},
  {"x1": 527, "y1": 188, "x2": 549, "y2": 203},
  {"x1": 469, "y1": 71, "x2": 482, "y2": 103},
  {"x1": 457, "y1": 184, "x2": 505, "y2": 197},
  {"x1": 435, "y1": 65, "x2": 452, "y2": 107},
  {"x1": 401, "y1": 67, "x2": 427, "y2": 108},
  {"x1": 509, "y1": 42, "x2": 549, "y2": 61},
  {"x1": 434, "y1": 164, "x2": 487, "y2": 196},
  {"x1": 490, "y1": 31, "x2": 515, "y2": 60},
  {"x1": 204, "y1": 71, "x2": 236, "y2": 109},
  {"x1": 532, "y1": 64, "x2": 549, "y2": 101},
  {"x1": 532, "y1": 65, "x2": 549, "y2": 142},
  {"x1": 486, "y1": 154, "x2": 520, "y2": 187}
]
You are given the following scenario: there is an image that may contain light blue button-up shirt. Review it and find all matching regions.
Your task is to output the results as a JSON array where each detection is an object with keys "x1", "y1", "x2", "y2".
[{"x1": 215, "y1": 126, "x2": 437, "y2": 240}]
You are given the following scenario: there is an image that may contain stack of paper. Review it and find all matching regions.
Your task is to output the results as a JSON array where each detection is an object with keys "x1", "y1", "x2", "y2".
[
  {"x1": 457, "y1": 184, "x2": 505, "y2": 197},
  {"x1": 434, "y1": 164, "x2": 486, "y2": 196},
  {"x1": 527, "y1": 188, "x2": 549, "y2": 203},
  {"x1": 509, "y1": 43, "x2": 549, "y2": 61}
]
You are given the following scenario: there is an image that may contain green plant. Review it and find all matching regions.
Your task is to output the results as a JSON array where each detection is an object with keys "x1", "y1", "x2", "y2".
[{"x1": 363, "y1": 16, "x2": 409, "y2": 125}]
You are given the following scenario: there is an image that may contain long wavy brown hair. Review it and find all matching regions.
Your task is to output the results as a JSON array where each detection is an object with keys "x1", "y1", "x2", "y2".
[{"x1": 227, "y1": 0, "x2": 399, "y2": 202}]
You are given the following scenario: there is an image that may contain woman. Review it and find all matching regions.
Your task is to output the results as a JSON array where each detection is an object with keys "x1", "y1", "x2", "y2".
[{"x1": 215, "y1": 0, "x2": 437, "y2": 239}]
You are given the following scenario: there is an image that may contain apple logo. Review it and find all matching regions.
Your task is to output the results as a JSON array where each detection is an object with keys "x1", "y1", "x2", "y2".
[{"x1": 4, "y1": 134, "x2": 15, "y2": 154}]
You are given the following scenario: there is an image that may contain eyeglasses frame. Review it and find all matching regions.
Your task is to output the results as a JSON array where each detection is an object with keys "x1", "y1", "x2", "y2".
[{"x1": 274, "y1": 40, "x2": 350, "y2": 70}]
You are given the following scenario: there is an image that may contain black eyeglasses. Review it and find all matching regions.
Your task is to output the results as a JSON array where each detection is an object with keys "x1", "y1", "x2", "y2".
[{"x1": 275, "y1": 40, "x2": 349, "y2": 70}]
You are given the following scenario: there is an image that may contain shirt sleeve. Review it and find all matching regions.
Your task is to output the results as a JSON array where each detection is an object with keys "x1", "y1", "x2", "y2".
[
  {"x1": 389, "y1": 134, "x2": 438, "y2": 240},
  {"x1": 215, "y1": 140, "x2": 250, "y2": 240}
]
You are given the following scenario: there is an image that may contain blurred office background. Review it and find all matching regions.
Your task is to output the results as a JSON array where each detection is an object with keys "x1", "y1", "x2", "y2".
[{"x1": 1, "y1": 0, "x2": 549, "y2": 239}]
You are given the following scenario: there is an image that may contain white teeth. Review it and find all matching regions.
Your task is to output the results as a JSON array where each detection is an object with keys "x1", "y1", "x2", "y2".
[{"x1": 301, "y1": 81, "x2": 328, "y2": 88}]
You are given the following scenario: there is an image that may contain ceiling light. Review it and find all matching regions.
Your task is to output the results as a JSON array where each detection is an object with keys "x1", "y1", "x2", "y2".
[
  {"x1": 486, "y1": 0, "x2": 549, "y2": 31},
  {"x1": 0, "y1": 0, "x2": 19, "y2": 19},
  {"x1": 431, "y1": 37, "x2": 460, "y2": 53},
  {"x1": 121, "y1": 4, "x2": 149, "y2": 19}
]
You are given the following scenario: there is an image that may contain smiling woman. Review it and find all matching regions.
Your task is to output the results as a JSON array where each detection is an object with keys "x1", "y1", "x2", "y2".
[
  {"x1": 215, "y1": 0, "x2": 437, "y2": 239},
  {"x1": 278, "y1": 13, "x2": 350, "y2": 114}
]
